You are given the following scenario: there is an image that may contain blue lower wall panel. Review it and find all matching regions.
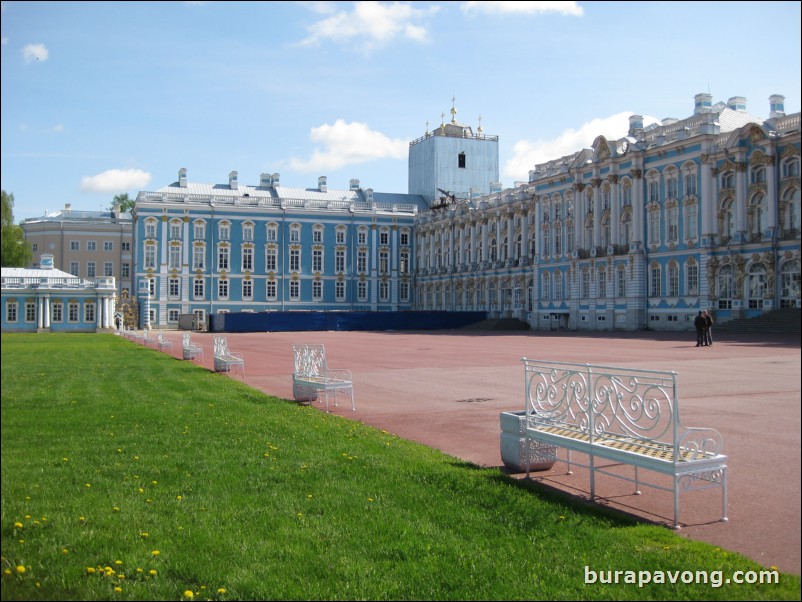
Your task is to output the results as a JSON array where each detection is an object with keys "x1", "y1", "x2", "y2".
[{"x1": 209, "y1": 311, "x2": 488, "y2": 333}]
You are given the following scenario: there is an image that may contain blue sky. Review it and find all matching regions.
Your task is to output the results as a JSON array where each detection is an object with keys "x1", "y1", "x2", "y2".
[{"x1": 2, "y1": 1, "x2": 800, "y2": 222}]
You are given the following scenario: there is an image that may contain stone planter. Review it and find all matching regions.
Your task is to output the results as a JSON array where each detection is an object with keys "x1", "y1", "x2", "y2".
[{"x1": 500, "y1": 410, "x2": 556, "y2": 472}]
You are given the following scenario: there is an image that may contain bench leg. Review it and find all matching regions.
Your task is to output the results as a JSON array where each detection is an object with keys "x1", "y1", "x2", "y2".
[
  {"x1": 721, "y1": 468, "x2": 729, "y2": 523},
  {"x1": 566, "y1": 449, "x2": 573, "y2": 475},
  {"x1": 673, "y1": 478, "x2": 681, "y2": 529},
  {"x1": 589, "y1": 455, "x2": 595, "y2": 501},
  {"x1": 348, "y1": 387, "x2": 355, "y2": 411},
  {"x1": 634, "y1": 466, "x2": 642, "y2": 495}
]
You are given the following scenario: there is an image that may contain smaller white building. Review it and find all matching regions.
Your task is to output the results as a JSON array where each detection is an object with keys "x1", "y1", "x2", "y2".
[{"x1": 1, "y1": 254, "x2": 117, "y2": 333}]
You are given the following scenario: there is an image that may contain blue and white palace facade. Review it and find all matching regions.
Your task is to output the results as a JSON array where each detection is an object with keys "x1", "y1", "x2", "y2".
[
  {"x1": 414, "y1": 94, "x2": 800, "y2": 330},
  {"x1": 133, "y1": 171, "x2": 429, "y2": 328},
  {"x1": 135, "y1": 94, "x2": 800, "y2": 331}
]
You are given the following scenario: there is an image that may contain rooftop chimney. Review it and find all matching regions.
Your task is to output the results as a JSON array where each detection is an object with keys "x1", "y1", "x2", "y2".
[
  {"x1": 769, "y1": 94, "x2": 786, "y2": 119},
  {"x1": 694, "y1": 93, "x2": 713, "y2": 114},
  {"x1": 229, "y1": 171, "x2": 238, "y2": 190},
  {"x1": 179, "y1": 168, "x2": 187, "y2": 188},
  {"x1": 727, "y1": 96, "x2": 747, "y2": 112},
  {"x1": 628, "y1": 115, "x2": 644, "y2": 137},
  {"x1": 318, "y1": 176, "x2": 327, "y2": 192}
]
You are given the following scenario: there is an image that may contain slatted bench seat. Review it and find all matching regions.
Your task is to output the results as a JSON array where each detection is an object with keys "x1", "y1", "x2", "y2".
[
  {"x1": 522, "y1": 358, "x2": 728, "y2": 528},
  {"x1": 213, "y1": 336, "x2": 245, "y2": 376},
  {"x1": 182, "y1": 332, "x2": 205, "y2": 361},
  {"x1": 292, "y1": 344, "x2": 355, "y2": 413}
]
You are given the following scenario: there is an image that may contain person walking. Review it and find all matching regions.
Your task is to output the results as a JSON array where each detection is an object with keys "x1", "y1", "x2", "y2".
[
  {"x1": 694, "y1": 311, "x2": 706, "y2": 347},
  {"x1": 703, "y1": 310, "x2": 714, "y2": 346}
]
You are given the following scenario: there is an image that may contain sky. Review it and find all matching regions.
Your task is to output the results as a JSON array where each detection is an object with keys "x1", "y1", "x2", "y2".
[{"x1": 2, "y1": 1, "x2": 800, "y2": 222}]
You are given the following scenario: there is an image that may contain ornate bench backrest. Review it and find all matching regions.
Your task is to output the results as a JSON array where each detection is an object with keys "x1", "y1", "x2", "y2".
[
  {"x1": 523, "y1": 358, "x2": 678, "y2": 446},
  {"x1": 293, "y1": 344, "x2": 327, "y2": 378},
  {"x1": 214, "y1": 336, "x2": 230, "y2": 357},
  {"x1": 183, "y1": 333, "x2": 192, "y2": 349}
]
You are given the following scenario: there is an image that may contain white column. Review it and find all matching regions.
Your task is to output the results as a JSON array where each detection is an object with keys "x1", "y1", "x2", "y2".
[
  {"x1": 735, "y1": 162, "x2": 748, "y2": 239},
  {"x1": 611, "y1": 176, "x2": 620, "y2": 247},
  {"x1": 481, "y1": 221, "x2": 488, "y2": 262},
  {"x1": 765, "y1": 154, "x2": 778, "y2": 236},
  {"x1": 507, "y1": 213, "x2": 515, "y2": 261},
  {"x1": 631, "y1": 172, "x2": 644, "y2": 246},
  {"x1": 700, "y1": 155, "x2": 715, "y2": 240}
]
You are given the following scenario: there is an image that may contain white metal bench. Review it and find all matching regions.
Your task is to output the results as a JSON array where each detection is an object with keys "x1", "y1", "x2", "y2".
[
  {"x1": 157, "y1": 331, "x2": 173, "y2": 353},
  {"x1": 292, "y1": 344, "x2": 355, "y2": 412},
  {"x1": 522, "y1": 358, "x2": 728, "y2": 528},
  {"x1": 213, "y1": 336, "x2": 245, "y2": 375},
  {"x1": 142, "y1": 330, "x2": 157, "y2": 347},
  {"x1": 182, "y1": 332, "x2": 205, "y2": 361}
]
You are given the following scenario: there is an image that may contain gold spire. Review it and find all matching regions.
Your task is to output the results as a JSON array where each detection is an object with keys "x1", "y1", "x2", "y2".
[
  {"x1": 450, "y1": 95, "x2": 457, "y2": 124},
  {"x1": 477, "y1": 115, "x2": 483, "y2": 135}
]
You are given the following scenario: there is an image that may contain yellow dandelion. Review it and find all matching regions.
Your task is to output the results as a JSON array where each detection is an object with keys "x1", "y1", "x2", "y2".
[
  {"x1": 18, "y1": 540, "x2": 24, "y2": 544},
  {"x1": 33, "y1": 520, "x2": 40, "y2": 526},
  {"x1": 136, "y1": 568, "x2": 143, "y2": 573},
  {"x1": 86, "y1": 567, "x2": 96, "y2": 574},
  {"x1": 115, "y1": 560, "x2": 123, "y2": 566},
  {"x1": 176, "y1": 495, "x2": 182, "y2": 500},
  {"x1": 149, "y1": 569, "x2": 157, "y2": 576},
  {"x1": 62, "y1": 548, "x2": 69, "y2": 554},
  {"x1": 152, "y1": 480, "x2": 158, "y2": 486},
  {"x1": 16, "y1": 565, "x2": 26, "y2": 575},
  {"x1": 114, "y1": 586, "x2": 122, "y2": 593},
  {"x1": 138, "y1": 488, "x2": 144, "y2": 493},
  {"x1": 217, "y1": 588, "x2": 226, "y2": 594},
  {"x1": 85, "y1": 483, "x2": 91, "y2": 488},
  {"x1": 151, "y1": 550, "x2": 160, "y2": 556},
  {"x1": 4, "y1": 569, "x2": 11, "y2": 576},
  {"x1": 13, "y1": 522, "x2": 23, "y2": 529},
  {"x1": 184, "y1": 590, "x2": 194, "y2": 599},
  {"x1": 140, "y1": 532, "x2": 149, "y2": 538},
  {"x1": 113, "y1": 506, "x2": 120, "y2": 512}
]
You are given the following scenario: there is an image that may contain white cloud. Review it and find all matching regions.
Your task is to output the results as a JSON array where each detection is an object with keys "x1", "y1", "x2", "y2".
[
  {"x1": 503, "y1": 112, "x2": 658, "y2": 181},
  {"x1": 81, "y1": 169, "x2": 152, "y2": 193},
  {"x1": 22, "y1": 43, "x2": 49, "y2": 63},
  {"x1": 48, "y1": 124, "x2": 65, "y2": 133},
  {"x1": 300, "y1": 1, "x2": 439, "y2": 52},
  {"x1": 285, "y1": 119, "x2": 408, "y2": 173},
  {"x1": 461, "y1": 1, "x2": 584, "y2": 16}
]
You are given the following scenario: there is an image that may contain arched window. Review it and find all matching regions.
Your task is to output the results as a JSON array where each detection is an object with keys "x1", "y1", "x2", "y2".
[
  {"x1": 750, "y1": 194, "x2": 767, "y2": 240},
  {"x1": 780, "y1": 260, "x2": 800, "y2": 308},
  {"x1": 717, "y1": 264, "x2": 733, "y2": 310},
  {"x1": 748, "y1": 262, "x2": 768, "y2": 309}
]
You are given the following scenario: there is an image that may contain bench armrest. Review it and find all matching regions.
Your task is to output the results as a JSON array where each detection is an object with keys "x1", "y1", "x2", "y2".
[
  {"x1": 677, "y1": 427, "x2": 724, "y2": 459},
  {"x1": 326, "y1": 368, "x2": 352, "y2": 381}
]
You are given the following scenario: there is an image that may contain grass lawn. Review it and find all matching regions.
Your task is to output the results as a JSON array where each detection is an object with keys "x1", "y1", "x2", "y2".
[{"x1": 1, "y1": 333, "x2": 799, "y2": 601}]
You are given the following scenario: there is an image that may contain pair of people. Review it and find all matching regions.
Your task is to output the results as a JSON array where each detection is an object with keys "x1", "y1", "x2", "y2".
[{"x1": 694, "y1": 310, "x2": 714, "y2": 346}]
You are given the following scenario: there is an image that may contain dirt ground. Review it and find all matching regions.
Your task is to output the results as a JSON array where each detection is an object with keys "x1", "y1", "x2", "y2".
[{"x1": 156, "y1": 328, "x2": 801, "y2": 575}]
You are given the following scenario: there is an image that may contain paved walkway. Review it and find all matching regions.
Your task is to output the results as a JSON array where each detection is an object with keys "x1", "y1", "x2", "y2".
[{"x1": 157, "y1": 328, "x2": 801, "y2": 575}]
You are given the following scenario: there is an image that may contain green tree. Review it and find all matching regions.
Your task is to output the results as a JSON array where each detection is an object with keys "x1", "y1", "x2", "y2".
[
  {"x1": 1, "y1": 190, "x2": 32, "y2": 267},
  {"x1": 110, "y1": 192, "x2": 135, "y2": 214}
]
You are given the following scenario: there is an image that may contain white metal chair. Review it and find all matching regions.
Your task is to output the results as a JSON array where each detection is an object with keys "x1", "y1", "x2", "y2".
[
  {"x1": 213, "y1": 336, "x2": 245, "y2": 376},
  {"x1": 182, "y1": 332, "x2": 205, "y2": 361},
  {"x1": 292, "y1": 344, "x2": 355, "y2": 412},
  {"x1": 157, "y1": 331, "x2": 173, "y2": 353}
]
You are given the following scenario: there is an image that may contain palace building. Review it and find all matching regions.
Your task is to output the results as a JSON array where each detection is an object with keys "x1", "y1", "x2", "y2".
[
  {"x1": 414, "y1": 94, "x2": 800, "y2": 331},
  {"x1": 12, "y1": 95, "x2": 796, "y2": 333}
]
